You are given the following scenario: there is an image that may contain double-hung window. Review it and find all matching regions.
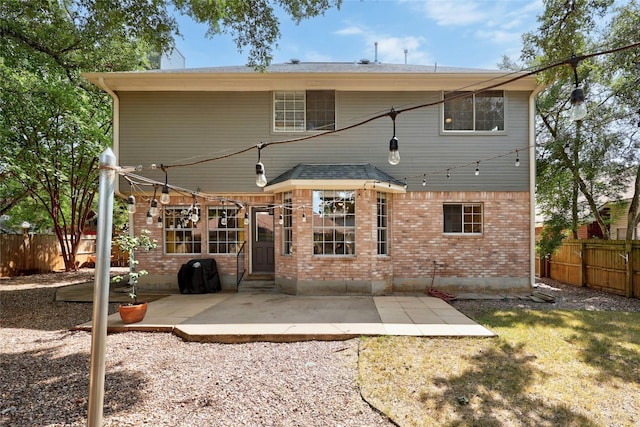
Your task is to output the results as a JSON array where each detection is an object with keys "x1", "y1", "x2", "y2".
[
  {"x1": 377, "y1": 193, "x2": 388, "y2": 255},
  {"x1": 282, "y1": 192, "x2": 293, "y2": 255},
  {"x1": 274, "y1": 90, "x2": 335, "y2": 132},
  {"x1": 207, "y1": 207, "x2": 245, "y2": 254},
  {"x1": 312, "y1": 190, "x2": 355, "y2": 255},
  {"x1": 163, "y1": 206, "x2": 202, "y2": 254},
  {"x1": 443, "y1": 90, "x2": 504, "y2": 131},
  {"x1": 443, "y1": 203, "x2": 483, "y2": 234}
]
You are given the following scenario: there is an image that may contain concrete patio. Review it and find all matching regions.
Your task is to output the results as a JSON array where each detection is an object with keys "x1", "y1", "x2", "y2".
[{"x1": 61, "y1": 283, "x2": 496, "y2": 343}]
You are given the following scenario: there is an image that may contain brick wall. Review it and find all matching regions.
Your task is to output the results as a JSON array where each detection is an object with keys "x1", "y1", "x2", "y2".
[{"x1": 131, "y1": 189, "x2": 530, "y2": 294}]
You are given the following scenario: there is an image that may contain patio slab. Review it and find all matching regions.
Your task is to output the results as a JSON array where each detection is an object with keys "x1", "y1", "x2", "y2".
[{"x1": 70, "y1": 286, "x2": 496, "y2": 342}]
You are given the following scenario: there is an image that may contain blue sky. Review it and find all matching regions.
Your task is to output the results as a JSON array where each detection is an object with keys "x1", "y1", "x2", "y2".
[{"x1": 171, "y1": 0, "x2": 545, "y2": 70}]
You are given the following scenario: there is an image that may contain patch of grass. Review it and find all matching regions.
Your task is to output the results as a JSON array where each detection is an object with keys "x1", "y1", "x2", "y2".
[{"x1": 359, "y1": 310, "x2": 640, "y2": 426}]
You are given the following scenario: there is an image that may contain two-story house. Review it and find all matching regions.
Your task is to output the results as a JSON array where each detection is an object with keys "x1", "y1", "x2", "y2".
[{"x1": 85, "y1": 62, "x2": 541, "y2": 295}]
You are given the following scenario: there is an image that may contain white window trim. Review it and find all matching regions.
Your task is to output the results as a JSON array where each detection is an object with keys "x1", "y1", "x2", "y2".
[
  {"x1": 443, "y1": 203, "x2": 484, "y2": 236},
  {"x1": 440, "y1": 90, "x2": 508, "y2": 135},
  {"x1": 272, "y1": 90, "x2": 337, "y2": 134}
]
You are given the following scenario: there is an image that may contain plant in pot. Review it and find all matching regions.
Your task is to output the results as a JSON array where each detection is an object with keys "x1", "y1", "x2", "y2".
[{"x1": 112, "y1": 229, "x2": 157, "y2": 324}]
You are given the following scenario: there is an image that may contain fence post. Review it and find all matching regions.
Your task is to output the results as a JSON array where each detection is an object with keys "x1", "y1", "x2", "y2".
[
  {"x1": 625, "y1": 240, "x2": 633, "y2": 298},
  {"x1": 580, "y1": 241, "x2": 586, "y2": 287}
]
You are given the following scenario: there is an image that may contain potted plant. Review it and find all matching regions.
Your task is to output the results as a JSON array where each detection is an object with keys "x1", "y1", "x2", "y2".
[{"x1": 112, "y1": 229, "x2": 157, "y2": 323}]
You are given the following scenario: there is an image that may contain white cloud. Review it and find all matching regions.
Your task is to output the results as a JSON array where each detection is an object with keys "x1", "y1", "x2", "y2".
[
  {"x1": 334, "y1": 23, "x2": 432, "y2": 64},
  {"x1": 334, "y1": 26, "x2": 365, "y2": 36},
  {"x1": 419, "y1": 0, "x2": 488, "y2": 26}
]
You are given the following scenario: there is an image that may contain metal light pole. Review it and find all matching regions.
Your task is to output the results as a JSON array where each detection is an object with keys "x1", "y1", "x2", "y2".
[{"x1": 87, "y1": 148, "x2": 116, "y2": 426}]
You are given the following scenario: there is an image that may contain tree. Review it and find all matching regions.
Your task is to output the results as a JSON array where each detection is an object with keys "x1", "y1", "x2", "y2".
[
  {"x1": 1, "y1": 0, "x2": 340, "y2": 270},
  {"x1": 522, "y1": 0, "x2": 639, "y2": 245}
]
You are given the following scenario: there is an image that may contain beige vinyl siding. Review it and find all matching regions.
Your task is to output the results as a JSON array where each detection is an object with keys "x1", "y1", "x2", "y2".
[{"x1": 118, "y1": 90, "x2": 530, "y2": 193}]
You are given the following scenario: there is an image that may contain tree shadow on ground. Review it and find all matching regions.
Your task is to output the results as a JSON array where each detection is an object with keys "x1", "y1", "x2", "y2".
[
  {"x1": 428, "y1": 340, "x2": 597, "y2": 426},
  {"x1": 482, "y1": 309, "x2": 640, "y2": 387},
  {"x1": 0, "y1": 344, "x2": 145, "y2": 426}
]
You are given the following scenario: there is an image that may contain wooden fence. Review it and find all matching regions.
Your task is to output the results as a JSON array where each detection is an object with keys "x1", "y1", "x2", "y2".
[
  {"x1": 536, "y1": 239, "x2": 640, "y2": 298},
  {"x1": 0, "y1": 234, "x2": 127, "y2": 277}
]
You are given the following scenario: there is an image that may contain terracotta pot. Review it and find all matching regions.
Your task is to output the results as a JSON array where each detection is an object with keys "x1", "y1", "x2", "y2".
[{"x1": 118, "y1": 302, "x2": 148, "y2": 324}]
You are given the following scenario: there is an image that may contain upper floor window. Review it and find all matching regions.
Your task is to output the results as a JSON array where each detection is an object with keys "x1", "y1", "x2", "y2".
[
  {"x1": 207, "y1": 207, "x2": 245, "y2": 254},
  {"x1": 443, "y1": 90, "x2": 504, "y2": 131},
  {"x1": 274, "y1": 90, "x2": 335, "y2": 132},
  {"x1": 443, "y1": 203, "x2": 483, "y2": 234},
  {"x1": 163, "y1": 206, "x2": 202, "y2": 254},
  {"x1": 312, "y1": 190, "x2": 355, "y2": 255}
]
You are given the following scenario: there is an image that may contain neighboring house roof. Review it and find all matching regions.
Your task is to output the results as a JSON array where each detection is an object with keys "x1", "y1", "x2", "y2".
[
  {"x1": 265, "y1": 163, "x2": 406, "y2": 193},
  {"x1": 83, "y1": 62, "x2": 539, "y2": 92}
]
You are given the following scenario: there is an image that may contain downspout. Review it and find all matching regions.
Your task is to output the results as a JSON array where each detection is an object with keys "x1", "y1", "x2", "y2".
[
  {"x1": 97, "y1": 78, "x2": 134, "y2": 285},
  {"x1": 529, "y1": 84, "x2": 546, "y2": 289},
  {"x1": 97, "y1": 77, "x2": 120, "y2": 195}
]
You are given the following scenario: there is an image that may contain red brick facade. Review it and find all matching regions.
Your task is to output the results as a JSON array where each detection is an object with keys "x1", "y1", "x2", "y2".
[{"x1": 133, "y1": 190, "x2": 531, "y2": 294}]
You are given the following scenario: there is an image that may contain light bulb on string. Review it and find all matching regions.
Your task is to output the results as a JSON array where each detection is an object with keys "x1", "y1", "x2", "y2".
[
  {"x1": 156, "y1": 214, "x2": 163, "y2": 228},
  {"x1": 515, "y1": 150, "x2": 520, "y2": 167},
  {"x1": 255, "y1": 142, "x2": 268, "y2": 187},
  {"x1": 568, "y1": 57, "x2": 587, "y2": 121},
  {"x1": 387, "y1": 108, "x2": 400, "y2": 165},
  {"x1": 127, "y1": 194, "x2": 136, "y2": 214},
  {"x1": 475, "y1": 161, "x2": 480, "y2": 176},
  {"x1": 278, "y1": 213, "x2": 284, "y2": 225},
  {"x1": 244, "y1": 211, "x2": 250, "y2": 225},
  {"x1": 446, "y1": 169, "x2": 451, "y2": 179},
  {"x1": 160, "y1": 166, "x2": 170, "y2": 204},
  {"x1": 422, "y1": 175, "x2": 427, "y2": 187},
  {"x1": 220, "y1": 209, "x2": 227, "y2": 226},
  {"x1": 302, "y1": 211, "x2": 307, "y2": 223},
  {"x1": 146, "y1": 210, "x2": 153, "y2": 225}
]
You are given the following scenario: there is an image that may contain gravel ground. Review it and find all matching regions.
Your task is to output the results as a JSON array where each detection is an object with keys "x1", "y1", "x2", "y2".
[
  {"x1": 1, "y1": 271, "x2": 391, "y2": 426},
  {"x1": 2, "y1": 272, "x2": 640, "y2": 426}
]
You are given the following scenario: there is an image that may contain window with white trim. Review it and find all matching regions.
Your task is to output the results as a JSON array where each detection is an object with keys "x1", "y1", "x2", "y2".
[
  {"x1": 312, "y1": 190, "x2": 355, "y2": 255},
  {"x1": 282, "y1": 192, "x2": 293, "y2": 255},
  {"x1": 274, "y1": 90, "x2": 335, "y2": 132},
  {"x1": 163, "y1": 206, "x2": 202, "y2": 254},
  {"x1": 377, "y1": 192, "x2": 388, "y2": 255},
  {"x1": 207, "y1": 207, "x2": 245, "y2": 254},
  {"x1": 443, "y1": 90, "x2": 504, "y2": 131},
  {"x1": 443, "y1": 203, "x2": 483, "y2": 234}
]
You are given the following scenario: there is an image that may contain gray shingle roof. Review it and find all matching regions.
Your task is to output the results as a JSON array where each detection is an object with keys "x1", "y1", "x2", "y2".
[
  {"x1": 267, "y1": 163, "x2": 405, "y2": 186},
  {"x1": 148, "y1": 62, "x2": 498, "y2": 74}
]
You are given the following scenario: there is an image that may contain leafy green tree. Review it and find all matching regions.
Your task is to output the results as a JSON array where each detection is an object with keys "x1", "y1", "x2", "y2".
[
  {"x1": 1, "y1": 0, "x2": 339, "y2": 270},
  {"x1": 522, "y1": 0, "x2": 638, "y2": 243}
]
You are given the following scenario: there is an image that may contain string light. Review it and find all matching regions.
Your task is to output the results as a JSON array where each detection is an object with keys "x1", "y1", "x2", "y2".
[
  {"x1": 145, "y1": 210, "x2": 153, "y2": 225},
  {"x1": 127, "y1": 188, "x2": 136, "y2": 214},
  {"x1": 422, "y1": 174, "x2": 427, "y2": 186},
  {"x1": 244, "y1": 211, "x2": 250, "y2": 225},
  {"x1": 387, "y1": 108, "x2": 400, "y2": 165},
  {"x1": 278, "y1": 213, "x2": 284, "y2": 225},
  {"x1": 255, "y1": 142, "x2": 267, "y2": 187},
  {"x1": 446, "y1": 169, "x2": 451, "y2": 179},
  {"x1": 160, "y1": 165, "x2": 170, "y2": 204},
  {"x1": 515, "y1": 150, "x2": 520, "y2": 167},
  {"x1": 156, "y1": 214, "x2": 163, "y2": 228},
  {"x1": 568, "y1": 57, "x2": 587, "y2": 121},
  {"x1": 475, "y1": 161, "x2": 480, "y2": 176},
  {"x1": 302, "y1": 211, "x2": 307, "y2": 222},
  {"x1": 149, "y1": 186, "x2": 159, "y2": 216}
]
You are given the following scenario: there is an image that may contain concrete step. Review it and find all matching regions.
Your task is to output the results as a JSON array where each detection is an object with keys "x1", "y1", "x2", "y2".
[{"x1": 238, "y1": 275, "x2": 276, "y2": 293}]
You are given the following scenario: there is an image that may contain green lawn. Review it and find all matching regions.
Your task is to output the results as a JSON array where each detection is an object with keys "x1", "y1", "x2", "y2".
[{"x1": 359, "y1": 310, "x2": 640, "y2": 426}]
